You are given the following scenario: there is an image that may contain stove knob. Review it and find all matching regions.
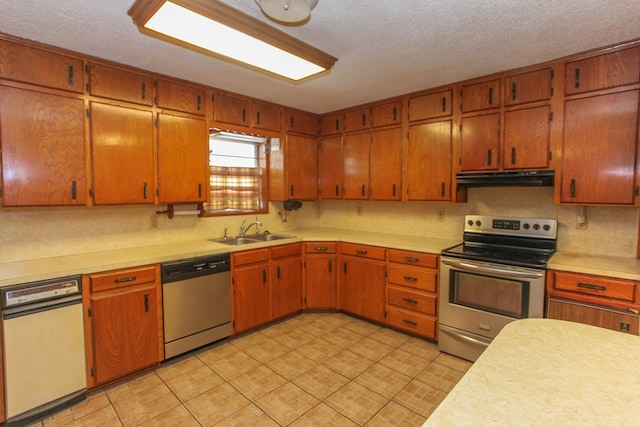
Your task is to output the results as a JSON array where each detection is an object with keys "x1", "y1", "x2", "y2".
[
  {"x1": 468, "y1": 220, "x2": 474, "y2": 226},
  {"x1": 523, "y1": 223, "x2": 530, "y2": 230},
  {"x1": 543, "y1": 224, "x2": 551, "y2": 231},
  {"x1": 533, "y1": 223, "x2": 540, "y2": 230}
]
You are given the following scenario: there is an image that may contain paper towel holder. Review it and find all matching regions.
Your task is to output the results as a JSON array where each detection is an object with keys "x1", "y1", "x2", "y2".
[{"x1": 156, "y1": 203, "x2": 205, "y2": 218}]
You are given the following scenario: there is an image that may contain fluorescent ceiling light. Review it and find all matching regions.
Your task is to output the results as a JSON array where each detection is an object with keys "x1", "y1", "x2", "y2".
[{"x1": 128, "y1": 0, "x2": 337, "y2": 81}]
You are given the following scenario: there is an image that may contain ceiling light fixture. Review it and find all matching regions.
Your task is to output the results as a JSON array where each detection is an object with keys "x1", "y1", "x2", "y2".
[
  {"x1": 128, "y1": 0, "x2": 336, "y2": 81},
  {"x1": 255, "y1": 0, "x2": 319, "y2": 25}
]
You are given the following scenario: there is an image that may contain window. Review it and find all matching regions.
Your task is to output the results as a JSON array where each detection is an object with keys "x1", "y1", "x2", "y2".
[{"x1": 204, "y1": 130, "x2": 268, "y2": 214}]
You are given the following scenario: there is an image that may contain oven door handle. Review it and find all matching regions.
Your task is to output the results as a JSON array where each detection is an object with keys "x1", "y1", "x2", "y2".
[{"x1": 441, "y1": 258, "x2": 544, "y2": 280}]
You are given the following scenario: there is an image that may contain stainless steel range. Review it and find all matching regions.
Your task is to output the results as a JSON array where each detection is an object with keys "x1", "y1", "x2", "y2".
[{"x1": 439, "y1": 215, "x2": 557, "y2": 361}]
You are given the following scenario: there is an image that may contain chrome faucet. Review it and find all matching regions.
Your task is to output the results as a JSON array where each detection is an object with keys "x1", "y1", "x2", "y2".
[{"x1": 240, "y1": 219, "x2": 262, "y2": 237}]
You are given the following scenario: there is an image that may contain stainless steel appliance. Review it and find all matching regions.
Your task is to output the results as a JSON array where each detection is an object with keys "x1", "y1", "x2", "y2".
[
  {"x1": 439, "y1": 215, "x2": 557, "y2": 361},
  {"x1": 162, "y1": 254, "x2": 231, "y2": 359},
  {"x1": 1, "y1": 276, "x2": 86, "y2": 426}
]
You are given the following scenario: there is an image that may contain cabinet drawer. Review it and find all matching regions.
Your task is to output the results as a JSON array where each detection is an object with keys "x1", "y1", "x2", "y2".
[
  {"x1": 305, "y1": 242, "x2": 337, "y2": 254},
  {"x1": 90, "y1": 265, "x2": 157, "y2": 293},
  {"x1": 340, "y1": 243, "x2": 386, "y2": 260},
  {"x1": 388, "y1": 249, "x2": 438, "y2": 268},
  {"x1": 88, "y1": 63, "x2": 153, "y2": 105},
  {"x1": 387, "y1": 306, "x2": 437, "y2": 339},
  {"x1": 553, "y1": 271, "x2": 636, "y2": 303},
  {"x1": 233, "y1": 248, "x2": 270, "y2": 266},
  {"x1": 388, "y1": 285, "x2": 437, "y2": 315},
  {"x1": 271, "y1": 242, "x2": 302, "y2": 259},
  {"x1": 547, "y1": 298, "x2": 639, "y2": 335},
  {"x1": 155, "y1": 78, "x2": 205, "y2": 115},
  {"x1": 388, "y1": 265, "x2": 437, "y2": 292}
]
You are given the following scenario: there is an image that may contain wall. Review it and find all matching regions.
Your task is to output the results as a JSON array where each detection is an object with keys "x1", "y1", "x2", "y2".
[{"x1": 0, "y1": 188, "x2": 637, "y2": 263}]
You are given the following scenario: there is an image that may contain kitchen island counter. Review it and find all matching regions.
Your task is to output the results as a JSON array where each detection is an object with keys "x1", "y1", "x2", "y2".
[{"x1": 424, "y1": 318, "x2": 640, "y2": 426}]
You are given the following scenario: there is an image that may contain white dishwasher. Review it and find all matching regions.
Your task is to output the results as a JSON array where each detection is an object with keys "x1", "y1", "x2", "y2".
[{"x1": 1, "y1": 276, "x2": 87, "y2": 426}]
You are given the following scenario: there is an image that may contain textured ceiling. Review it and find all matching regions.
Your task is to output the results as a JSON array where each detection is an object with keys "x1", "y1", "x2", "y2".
[{"x1": 1, "y1": 0, "x2": 639, "y2": 113}]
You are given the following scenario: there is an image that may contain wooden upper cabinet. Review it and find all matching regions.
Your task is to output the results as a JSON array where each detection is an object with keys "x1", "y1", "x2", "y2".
[
  {"x1": 565, "y1": 47, "x2": 640, "y2": 95},
  {"x1": 87, "y1": 63, "x2": 153, "y2": 106},
  {"x1": 285, "y1": 109, "x2": 318, "y2": 135},
  {"x1": 0, "y1": 39, "x2": 83, "y2": 93},
  {"x1": 343, "y1": 132, "x2": 370, "y2": 199},
  {"x1": 157, "y1": 112, "x2": 209, "y2": 203},
  {"x1": 155, "y1": 78, "x2": 205, "y2": 115},
  {"x1": 372, "y1": 100, "x2": 403, "y2": 128},
  {"x1": 251, "y1": 101, "x2": 281, "y2": 132},
  {"x1": 561, "y1": 90, "x2": 639, "y2": 204},
  {"x1": 320, "y1": 112, "x2": 343, "y2": 136},
  {"x1": 0, "y1": 85, "x2": 87, "y2": 206},
  {"x1": 407, "y1": 120, "x2": 452, "y2": 201},
  {"x1": 504, "y1": 68, "x2": 553, "y2": 106},
  {"x1": 503, "y1": 105, "x2": 551, "y2": 170},
  {"x1": 409, "y1": 89, "x2": 453, "y2": 121},
  {"x1": 344, "y1": 107, "x2": 371, "y2": 133},
  {"x1": 90, "y1": 102, "x2": 155, "y2": 204},
  {"x1": 319, "y1": 136, "x2": 343, "y2": 199},
  {"x1": 284, "y1": 134, "x2": 318, "y2": 200},
  {"x1": 211, "y1": 93, "x2": 250, "y2": 126},
  {"x1": 460, "y1": 79, "x2": 501, "y2": 113},
  {"x1": 460, "y1": 113, "x2": 500, "y2": 171},
  {"x1": 370, "y1": 127, "x2": 402, "y2": 200}
]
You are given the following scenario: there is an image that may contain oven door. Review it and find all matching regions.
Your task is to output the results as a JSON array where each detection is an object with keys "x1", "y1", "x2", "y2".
[{"x1": 439, "y1": 256, "x2": 545, "y2": 361}]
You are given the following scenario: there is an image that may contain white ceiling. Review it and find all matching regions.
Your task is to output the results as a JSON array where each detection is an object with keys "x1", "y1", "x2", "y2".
[{"x1": 1, "y1": 0, "x2": 639, "y2": 114}]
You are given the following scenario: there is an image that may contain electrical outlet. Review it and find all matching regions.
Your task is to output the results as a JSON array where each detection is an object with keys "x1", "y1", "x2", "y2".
[{"x1": 438, "y1": 210, "x2": 445, "y2": 222}]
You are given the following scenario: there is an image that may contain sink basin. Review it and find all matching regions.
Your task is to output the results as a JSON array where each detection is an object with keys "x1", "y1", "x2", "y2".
[
  {"x1": 251, "y1": 234, "x2": 295, "y2": 241},
  {"x1": 210, "y1": 234, "x2": 295, "y2": 246}
]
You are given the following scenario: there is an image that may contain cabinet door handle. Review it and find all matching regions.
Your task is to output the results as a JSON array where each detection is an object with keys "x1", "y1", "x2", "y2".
[
  {"x1": 290, "y1": 185, "x2": 295, "y2": 196},
  {"x1": 487, "y1": 149, "x2": 492, "y2": 166},
  {"x1": 343, "y1": 262, "x2": 347, "y2": 274},
  {"x1": 488, "y1": 87, "x2": 494, "y2": 105},
  {"x1": 335, "y1": 184, "x2": 340, "y2": 197},
  {"x1": 356, "y1": 249, "x2": 368, "y2": 255},
  {"x1": 242, "y1": 108, "x2": 247, "y2": 122},
  {"x1": 441, "y1": 182, "x2": 445, "y2": 198},
  {"x1": 511, "y1": 147, "x2": 516, "y2": 165},
  {"x1": 328, "y1": 260, "x2": 332, "y2": 273},
  {"x1": 263, "y1": 269, "x2": 267, "y2": 283},
  {"x1": 144, "y1": 294, "x2": 149, "y2": 312},
  {"x1": 143, "y1": 182, "x2": 148, "y2": 199},
  {"x1": 277, "y1": 265, "x2": 281, "y2": 279},
  {"x1": 141, "y1": 83, "x2": 146, "y2": 100},
  {"x1": 441, "y1": 96, "x2": 446, "y2": 112},
  {"x1": 114, "y1": 276, "x2": 136, "y2": 284},
  {"x1": 197, "y1": 95, "x2": 201, "y2": 111},
  {"x1": 392, "y1": 183, "x2": 396, "y2": 197},
  {"x1": 403, "y1": 297, "x2": 418, "y2": 304},
  {"x1": 392, "y1": 107, "x2": 397, "y2": 121},
  {"x1": 361, "y1": 184, "x2": 366, "y2": 197},
  {"x1": 404, "y1": 257, "x2": 419, "y2": 263},
  {"x1": 198, "y1": 183, "x2": 202, "y2": 198},
  {"x1": 574, "y1": 68, "x2": 581, "y2": 88},
  {"x1": 361, "y1": 113, "x2": 366, "y2": 126},
  {"x1": 403, "y1": 319, "x2": 418, "y2": 326},
  {"x1": 257, "y1": 111, "x2": 261, "y2": 124},
  {"x1": 403, "y1": 275, "x2": 418, "y2": 282},
  {"x1": 289, "y1": 116, "x2": 294, "y2": 129},
  {"x1": 570, "y1": 179, "x2": 577, "y2": 198},
  {"x1": 335, "y1": 119, "x2": 339, "y2": 131},
  {"x1": 67, "y1": 65, "x2": 74, "y2": 86},
  {"x1": 577, "y1": 282, "x2": 607, "y2": 291},
  {"x1": 511, "y1": 82, "x2": 517, "y2": 101},
  {"x1": 314, "y1": 246, "x2": 328, "y2": 251},
  {"x1": 71, "y1": 180, "x2": 77, "y2": 200}
]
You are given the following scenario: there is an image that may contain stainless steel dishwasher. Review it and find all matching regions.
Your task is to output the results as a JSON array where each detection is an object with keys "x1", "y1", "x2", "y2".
[
  {"x1": 1, "y1": 276, "x2": 87, "y2": 426},
  {"x1": 161, "y1": 254, "x2": 231, "y2": 359}
]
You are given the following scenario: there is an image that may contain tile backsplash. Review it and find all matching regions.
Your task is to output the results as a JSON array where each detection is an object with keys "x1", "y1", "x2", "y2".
[{"x1": 0, "y1": 187, "x2": 637, "y2": 263}]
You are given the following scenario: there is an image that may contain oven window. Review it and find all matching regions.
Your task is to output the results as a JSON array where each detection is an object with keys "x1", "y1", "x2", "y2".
[{"x1": 450, "y1": 271, "x2": 529, "y2": 318}]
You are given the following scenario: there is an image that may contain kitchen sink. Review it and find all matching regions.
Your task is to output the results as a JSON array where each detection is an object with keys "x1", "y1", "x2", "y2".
[
  {"x1": 250, "y1": 233, "x2": 295, "y2": 241},
  {"x1": 210, "y1": 234, "x2": 295, "y2": 246}
]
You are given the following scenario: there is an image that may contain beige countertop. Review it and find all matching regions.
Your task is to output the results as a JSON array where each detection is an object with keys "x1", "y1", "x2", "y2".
[
  {"x1": 424, "y1": 318, "x2": 640, "y2": 426},
  {"x1": 0, "y1": 228, "x2": 458, "y2": 287},
  {"x1": 548, "y1": 251, "x2": 640, "y2": 281}
]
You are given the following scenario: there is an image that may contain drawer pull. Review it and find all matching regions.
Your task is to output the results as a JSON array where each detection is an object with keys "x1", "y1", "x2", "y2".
[
  {"x1": 577, "y1": 282, "x2": 607, "y2": 291},
  {"x1": 403, "y1": 319, "x2": 418, "y2": 326},
  {"x1": 403, "y1": 297, "x2": 418, "y2": 304},
  {"x1": 356, "y1": 249, "x2": 368, "y2": 255},
  {"x1": 403, "y1": 275, "x2": 418, "y2": 282},
  {"x1": 314, "y1": 246, "x2": 328, "y2": 251},
  {"x1": 114, "y1": 276, "x2": 137, "y2": 284},
  {"x1": 404, "y1": 257, "x2": 419, "y2": 263}
]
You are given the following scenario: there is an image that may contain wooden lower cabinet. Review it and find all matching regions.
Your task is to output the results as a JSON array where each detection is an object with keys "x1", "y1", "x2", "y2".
[
  {"x1": 271, "y1": 244, "x2": 303, "y2": 319},
  {"x1": 304, "y1": 242, "x2": 337, "y2": 309},
  {"x1": 547, "y1": 298, "x2": 639, "y2": 335},
  {"x1": 83, "y1": 265, "x2": 163, "y2": 389},
  {"x1": 232, "y1": 248, "x2": 271, "y2": 334},
  {"x1": 386, "y1": 249, "x2": 439, "y2": 340},
  {"x1": 339, "y1": 243, "x2": 386, "y2": 323}
]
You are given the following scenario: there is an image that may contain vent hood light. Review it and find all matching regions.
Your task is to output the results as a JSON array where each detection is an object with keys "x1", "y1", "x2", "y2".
[{"x1": 128, "y1": 0, "x2": 337, "y2": 81}]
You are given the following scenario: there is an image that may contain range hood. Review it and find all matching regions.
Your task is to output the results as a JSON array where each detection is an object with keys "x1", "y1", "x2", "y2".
[{"x1": 456, "y1": 171, "x2": 554, "y2": 188}]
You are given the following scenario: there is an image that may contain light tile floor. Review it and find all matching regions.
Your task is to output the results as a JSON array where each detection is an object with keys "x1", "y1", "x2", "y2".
[{"x1": 32, "y1": 313, "x2": 472, "y2": 426}]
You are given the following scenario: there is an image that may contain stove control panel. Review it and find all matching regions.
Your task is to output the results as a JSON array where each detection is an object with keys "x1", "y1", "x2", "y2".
[{"x1": 464, "y1": 215, "x2": 557, "y2": 239}]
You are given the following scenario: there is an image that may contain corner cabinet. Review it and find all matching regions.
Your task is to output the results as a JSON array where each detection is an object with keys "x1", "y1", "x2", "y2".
[{"x1": 83, "y1": 265, "x2": 163, "y2": 389}]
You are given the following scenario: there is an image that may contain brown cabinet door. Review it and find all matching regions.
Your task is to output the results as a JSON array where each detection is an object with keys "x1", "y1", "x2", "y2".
[
  {"x1": 565, "y1": 47, "x2": 640, "y2": 95},
  {"x1": 504, "y1": 68, "x2": 553, "y2": 106},
  {"x1": 88, "y1": 63, "x2": 153, "y2": 105},
  {"x1": 319, "y1": 136, "x2": 343, "y2": 199},
  {"x1": 0, "y1": 86, "x2": 86, "y2": 206},
  {"x1": 503, "y1": 105, "x2": 550, "y2": 170},
  {"x1": 155, "y1": 79, "x2": 205, "y2": 115},
  {"x1": 252, "y1": 101, "x2": 281, "y2": 131},
  {"x1": 90, "y1": 283, "x2": 159, "y2": 385},
  {"x1": 320, "y1": 112, "x2": 343, "y2": 136},
  {"x1": 233, "y1": 262, "x2": 271, "y2": 333},
  {"x1": 370, "y1": 127, "x2": 402, "y2": 200},
  {"x1": 272, "y1": 255, "x2": 302, "y2": 319},
  {"x1": 344, "y1": 107, "x2": 370, "y2": 133},
  {"x1": 407, "y1": 120, "x2": 452, "y2": 200},
  {"x1": 561, "y1": 90, "x2": 638, "y2": 204},
  {"x1": 460, "y1": 113, "x2": 500, "y2": 171},
  {"x1": 212, "y1": 93, "x2": 250, "y2": 126},
  {"x1": 286, "y1": 134, "x2": 318, "y2": 200},
  {"x1": 286, "y1": 109, "x2": 318, "y2": 135},
  {"x1": 461, "y1": 79, "x2": 500, "y2": 113},
  {"x1": 90, "y1": 102, "x2": 155, "y2": 204},
  {"x1": 304, "y1": 254, "x2": 337, "y2": 309},
  {"x1": 409, "y1": 89, "x2": 452, "y2": 121},
  {"x1": 339, "y1": 257, "x2": 386, "y2": 323},
  {"x1": 0, "y1": 39, "x2": 84, "y2": 93},
  {"x1": 343, "y1": 132, "x2": 370, "y2": 199},
  {"x1": 372, "y1": 100, "x2": 403, "y2": 128},
  {"x1": 157, "y1": 113, "x2": 209, "y2": 203}
]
